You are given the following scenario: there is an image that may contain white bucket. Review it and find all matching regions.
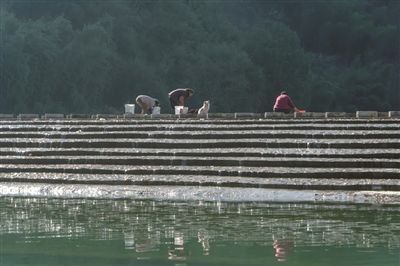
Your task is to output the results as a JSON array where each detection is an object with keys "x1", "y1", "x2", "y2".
[
  {"x1": 174, "y1": 106, "x2": 188, "y2": 115},
  {"x1": 124, "y1": 104, "x2": 135, "y2": 114},
  {"x1": 152, "y1": 106, "x2": 161, "y2": 115}
]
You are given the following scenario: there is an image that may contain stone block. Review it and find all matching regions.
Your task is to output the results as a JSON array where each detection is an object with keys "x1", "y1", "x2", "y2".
[
  {"x1": 388, "y1": 111, "x2": 400, "y2": 118},
  {"x1": 378, "y1": 112, "x2": 389, "y2": 118},
  {"x1": 95, "y1": 114, "x2": 119, "y2": 119},
  {"x1": 196, "y1": 114, "x2": 208, "y2": 119},
  {"x1": 294, "y1": 112, "x2": 325, "y2": 118},
  {"x1": 207, "y1": 113, "x2": 236, "y2": 119},
  {"x1": 43, "y1": 113, "x2": 65, "y2": 119},
  {"x1": 0, "y1": 114, "x2": 15, "y2": 119},
  {"x1": 264, "y1": 112, "x2": 294, "y2": 119},
  {"x1": 123, "y1": 114, "x2": 147, "y2": 119},
  {"x1": 66, "y1": 114, "x2": 92, "y2": 119},
  {"x1": 150, "y1": 114, "x2": 174, "y2": 119},
  {"x1": 325, "y1": 112, "x2": 349, "y2": 118},
  {"x1": 17, "y1": 114, "x2": 39, "y2": 120},
  {"x1": 178, "y1": 113, "x2": 198, "y2": 119},
  {"x1": 356, "y1": 111, "x2": 378, "y2": 118},
  {"x1": 234, "y1": 113, "x2": 263, "y2": 119}
]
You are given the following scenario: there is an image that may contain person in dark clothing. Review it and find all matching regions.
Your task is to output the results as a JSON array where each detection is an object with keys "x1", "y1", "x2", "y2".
[
  {"x1": 168, "y1": 88, "x2": 194, "y2": 109},
  {"x1": 273, "y1": 91, "x2": 299, "y2": 113}
]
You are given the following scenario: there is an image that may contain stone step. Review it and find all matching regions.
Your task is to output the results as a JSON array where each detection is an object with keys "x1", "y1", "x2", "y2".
[
  {"x1": 0, "y1": 164, "x2": 399, "y2": 178},
  {"x1": 0, "y1": 117, "x2": 398, "y2": 195},
  {"x1": 0, "y1": 138, "x2": 399, "y2": 149},
  {"x1": 1, "y1": 156, "x2": 399, "y2": 168},
  {"x1": 0, "y1": 118, "x2": 400, "y2": 127},
  {"x1": 0, "y1": 130, "x2": 399, "y2": 139},
  {"x1": 1, "y1": 173, "x2": 399, "y2": 191},
  {"x1": 0, "y1": 131, "x2": 399, "y2": 140},
  {"x1": 1, "y1": 123, "x2": 399, "y2": 132},
  {"x1": 1, "y1": 148, "x2": 399, "y2": 159}
]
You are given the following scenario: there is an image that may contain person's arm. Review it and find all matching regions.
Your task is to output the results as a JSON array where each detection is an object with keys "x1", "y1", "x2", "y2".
[{"x1": 287, "y1": 96, "x2": 296, "y2": 110}]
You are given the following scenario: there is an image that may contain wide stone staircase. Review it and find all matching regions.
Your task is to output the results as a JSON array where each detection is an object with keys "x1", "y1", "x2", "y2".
[{"x1": 0, "y1": 114, "x2": 399, "y2": 197}]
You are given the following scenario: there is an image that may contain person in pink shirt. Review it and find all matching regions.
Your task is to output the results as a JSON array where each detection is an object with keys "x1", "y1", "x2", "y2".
[{"x1": 273, "y1": 91, "x2": 299, "y2": 113}]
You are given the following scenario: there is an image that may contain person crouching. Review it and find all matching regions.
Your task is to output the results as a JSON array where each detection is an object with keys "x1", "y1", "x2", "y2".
[
  {"x1": 136, "y1": 95, "x2": 159, "y2": 114},
  {"x1": 273, "y1": 91, "x2": 299, "y2": 113}
]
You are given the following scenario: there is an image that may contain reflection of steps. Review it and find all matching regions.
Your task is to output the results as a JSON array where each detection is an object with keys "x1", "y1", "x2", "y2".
[{"x1": 0, "y1": 117, "x2": 399, "y2": 193}]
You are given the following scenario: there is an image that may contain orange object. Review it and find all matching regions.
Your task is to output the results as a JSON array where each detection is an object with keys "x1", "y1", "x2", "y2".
[{"x1": 296, "y1": 109, "x2": 306, "y2": 113}]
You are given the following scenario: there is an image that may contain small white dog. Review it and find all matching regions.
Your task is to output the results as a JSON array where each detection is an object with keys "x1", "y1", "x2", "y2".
[{"x1": 197, "y1": 100, "x2": 210, "y2": 115}]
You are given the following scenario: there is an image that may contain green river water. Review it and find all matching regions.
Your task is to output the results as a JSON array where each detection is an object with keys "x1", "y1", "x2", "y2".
[{"x1": 1, "y1": 197, "x2": 399, "y2": 266}]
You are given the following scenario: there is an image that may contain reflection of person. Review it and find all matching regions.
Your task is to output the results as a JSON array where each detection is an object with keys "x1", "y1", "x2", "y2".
[
  {"x1": 168, "y1": 88, "x2": 194, "y2": 109},
  {"x1": 273, "y1": 239, "x2": 291, "y2": 262},
  {"x1": 197, "y1": 229, "x2": 210, "y2": 255},
  {"x1": 273, "y1": 91, "x2": 298, "y2": 113},
  {"x1": 135, "y1": 95, "x2": 159, "y2": 114},
  {"x1": 168, "y1": 232, "x2": 187, "y2": 262}
]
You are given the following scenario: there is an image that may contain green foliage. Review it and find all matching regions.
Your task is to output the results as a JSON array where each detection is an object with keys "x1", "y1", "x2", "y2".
[{"x1": 0, "y1": 0, "x2": 398, "y2": 114}]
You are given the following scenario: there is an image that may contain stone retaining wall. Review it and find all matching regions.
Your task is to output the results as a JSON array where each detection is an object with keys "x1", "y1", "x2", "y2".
[
  {"x1": 0, "y1": 111, "x2": 399, "y2": 120},
  {"x1": 0, "y1": 114, "x2": 399, "y2": 201}
]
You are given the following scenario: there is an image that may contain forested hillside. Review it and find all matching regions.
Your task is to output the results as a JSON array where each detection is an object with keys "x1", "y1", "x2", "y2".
[{"x1": 0, "y1": 0, "x2": 398, "y2": 113}]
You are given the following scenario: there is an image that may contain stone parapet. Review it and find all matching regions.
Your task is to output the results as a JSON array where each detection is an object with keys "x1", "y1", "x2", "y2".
[
  {"x1": 0, "y1": 114, "x2": 15, "y2": 119},
  {"x1": 94, "y1": 114, "x2": 120, "y2": 119},
  {"x1": 294, "y1": 112, "x2": 325, "y2": 118},
  {"x1": 356, "y1": 111, "x2": 378, "y2": 118},
  {"x1": 43, "y1": 113, "x2": 65, "y2": 119},
  {"x1": 264, "y1": 112, "x2": 293, "y2": 119},
  {"x1": 389, "y1": 111, "x2": 400, "y2": 118},
  {"x1": 207, "y1": 113, "x2": 236, "y2": 119},
  {"x1": 17, "y1": 114, "x2": 39, "y2": 120},
  {"x1": 66, "y1": 114, "x2": 92, "y2": 119},
  {"x1": 325, "y1": 112, "x2": 356, "y2": 118},
  {"x1": 234, "y1": 112, "x2": 263, "y2": 119},
  {"x1": 1, "y1": 111, "x2": 399, "y2": 120}
]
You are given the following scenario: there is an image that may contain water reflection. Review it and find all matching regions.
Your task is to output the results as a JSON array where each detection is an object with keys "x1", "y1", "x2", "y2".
[
  {"x1": 1, "y1": 197, "x2": 399, "y2": 265},
  {"x1": 272, "y1": 239, "x2": 292, "y2": 262}
]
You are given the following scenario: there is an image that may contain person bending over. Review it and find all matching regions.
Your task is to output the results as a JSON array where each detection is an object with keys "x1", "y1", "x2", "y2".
[
  {"x1": 273, "y1": 91, "x2": 298, "y2": 113},
  {"x1": 168, "y1": 88, "x2": 194, "y2": 109},
  {"x1": 135, "y1": 95, "x2": 159, "y2": 114}
]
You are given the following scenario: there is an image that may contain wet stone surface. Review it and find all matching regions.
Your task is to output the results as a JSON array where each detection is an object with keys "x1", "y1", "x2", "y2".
[{"x1": 0, "y1": 117, "x2": 399, "y2": 202}]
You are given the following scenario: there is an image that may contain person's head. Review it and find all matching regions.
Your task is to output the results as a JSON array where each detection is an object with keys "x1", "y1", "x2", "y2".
[
  {"x1": 186, "y1": 88, "x2": 194, "y2": 97},
  {"x1": 281, "y1": 91, "x2": 287, "y2": 95},
  {"x1": 154, "y1": 99, "x2": 160, "y2": 106}
]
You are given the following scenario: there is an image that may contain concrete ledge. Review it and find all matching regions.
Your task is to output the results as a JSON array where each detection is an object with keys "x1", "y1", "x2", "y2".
[
  {"x1": 207, "y1": 113, "x2": 236, "y2": 119},
  {"x1": 325, "y1": 112, "x2": 356, "y2": 118},
  {"x1": 17, "y1": 114, "x2": 39, "y2": 120},
  {"x1": 294, "y1": 112, "x2": 325, "y2": 118},
  {"x1": 123, "y1": 114, "x2": 147, "y2": 119},
  {"x1": 0, "y1": 165, "x2": 399, "y2": 179},
  {"x1": 66, "y1": 114, "x2": 92, "y2": 119},
  {"x1": 389, "y1": 111, "x2": 400, "y2": 118},
  {"x1": 234, "y1": 113, "x2": 263, "y2": 119},
  {"x1": 0, "y1": 114, "x2": 15, "y2": 119},
  {"x1": 2, "y1": 156, "x2": 399, "y2": 168},
  {"x1": 43, "y1": 113, "x2": 65, "y2": 119},
  {"x1": 2, "y1": 182, "x2": 400, "y2": 203},
  {"x1": 378, "y1": 112, "x2": 389, "y2": 118},
  {"x1": 178, "y1": 113, "x2": 198, "y2": 119},
  {"x1": 356, "y1": 111, "x2": 378, "y2": 118},
  {"x1": 150, "y1": 114, "x2": 174, "y2": 119},
  {"x1": 196, "y1": 114, "x2": 208, "y2": 119},
  {"x1": 264, "y1": 112, "x2": 293, "y2": 119},
  {"x1": 0, "y1": 112, "x2": 398, "y2": 121},
  {"x1": 94, "y1": 114, "x2": 120, "y2": 119}
]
